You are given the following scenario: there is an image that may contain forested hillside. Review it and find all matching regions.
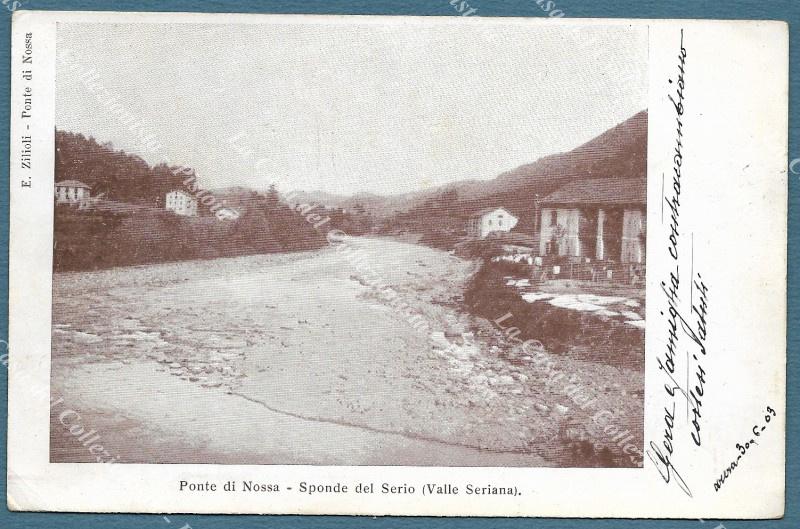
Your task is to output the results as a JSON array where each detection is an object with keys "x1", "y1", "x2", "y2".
[
  {"x1": 53, "y1": 132, "x2": 330, "y2": 271},
  {"x1": 55, "y1": 130, "x2": 188, "y2": 207}
]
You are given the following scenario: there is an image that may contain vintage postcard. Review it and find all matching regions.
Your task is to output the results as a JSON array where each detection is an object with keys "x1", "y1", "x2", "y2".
[{"x1": 6, "y1": 11, "x2": 787, "y2": 518}]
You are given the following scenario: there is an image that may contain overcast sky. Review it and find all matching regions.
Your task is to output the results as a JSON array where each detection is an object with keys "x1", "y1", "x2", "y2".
[{"x1": 56, "y1": 20, "x2": 647, "y2": 196}]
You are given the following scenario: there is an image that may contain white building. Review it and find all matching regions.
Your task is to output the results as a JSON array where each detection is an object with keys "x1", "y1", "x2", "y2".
[
  {"x1": 467, "y1": 207, "x2": 518, "y2": 239},
  {"x1": 165, "y1": 190, "x2": 198, "y2": 217},
  {"x1": 215, "y1": 207, "x2": 241, "y2": 221},
  {"x1": 55, "y1": 180, "x2": 91, "y2": 205}
]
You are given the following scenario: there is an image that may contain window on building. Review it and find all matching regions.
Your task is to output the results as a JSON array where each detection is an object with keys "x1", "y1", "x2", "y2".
[{"x1": 550, "y1": 210, "x2": 557, "y2": 226}]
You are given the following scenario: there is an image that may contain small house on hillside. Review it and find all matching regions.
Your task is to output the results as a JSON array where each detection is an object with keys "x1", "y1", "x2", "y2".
[
  {"x1": 55, "y1": 180, "x2": 91, "y2": 205},
  {"x1": 467, "y1": 207, "x2": 518, "y2": 239},
  {"x1": 165, "y1": 190, "x2": 198, "y2": 217},
  {"x1": 215, "y1": 207, "x2": 241, "y2": 221},
  {"x1": 538, "y1": 178, "x2": 646, "y2": 263}
]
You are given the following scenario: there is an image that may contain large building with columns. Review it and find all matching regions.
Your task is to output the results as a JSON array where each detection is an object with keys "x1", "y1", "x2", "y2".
[{"x1": 537, "y1": 178, "x2": 646, "y2": 264}]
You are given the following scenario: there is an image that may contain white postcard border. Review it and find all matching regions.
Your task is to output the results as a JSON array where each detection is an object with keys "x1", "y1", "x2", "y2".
[{"x1": 7, "y1": 11, "x2": 788, "y2": 518}]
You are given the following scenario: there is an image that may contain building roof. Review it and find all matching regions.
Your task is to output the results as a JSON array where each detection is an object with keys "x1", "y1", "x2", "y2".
[
  {"x1": 540, "y1": 178, "x2": 646, "y2": 206},
  {"x1": 55, "y1": 180, "x2": 91, "y2": 189},
  {"x1": 469, "y1": 207, "x2": 516, "y2": 220}
]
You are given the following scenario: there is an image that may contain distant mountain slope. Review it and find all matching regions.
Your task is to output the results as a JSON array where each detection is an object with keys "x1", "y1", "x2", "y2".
[
  {"x1": 389, "y1": 110, "x2": 647, "y2": 234},
  {"x1": 282, "y1": 189, "x2": 351, "y2": 209},
  {"x1": 487, "y1": 109, "x2": 646, "y2": 194},
  {"x1": 460, "y1": 109, "x2": 647, "y2": 230},
  {"x1": 288, "y1": 110, "x2": 647, "y2": 229},
  {"x1": 286, "y1": 188, "x2": 452, "y2": 217}
]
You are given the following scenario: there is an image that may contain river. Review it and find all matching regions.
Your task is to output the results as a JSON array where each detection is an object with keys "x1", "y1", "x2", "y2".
[{"x1": 50, "y1": 237, "x2": 641, "y2": 466}]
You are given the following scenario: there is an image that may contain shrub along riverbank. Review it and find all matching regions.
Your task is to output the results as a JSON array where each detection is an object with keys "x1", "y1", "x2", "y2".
[
  {"x1": 53, "y1": 203, "x2": 328, "y2": 272},
  {"x1": 463, "y1": 262, "x2": 645, "y2": 371}
]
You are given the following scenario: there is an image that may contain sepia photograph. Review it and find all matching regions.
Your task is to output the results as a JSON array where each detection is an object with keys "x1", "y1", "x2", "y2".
[
  {"x1": 4, "y1": 6, "x2": 791, "y2": 518},
  {"x1": 47, "y1": 20, "x2": 649, "y2": 467}
]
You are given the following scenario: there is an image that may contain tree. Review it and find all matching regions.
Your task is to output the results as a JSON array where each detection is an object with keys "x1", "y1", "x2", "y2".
[{"x1": 265, "y1": 183, "x2": 280, "y2": 211}]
